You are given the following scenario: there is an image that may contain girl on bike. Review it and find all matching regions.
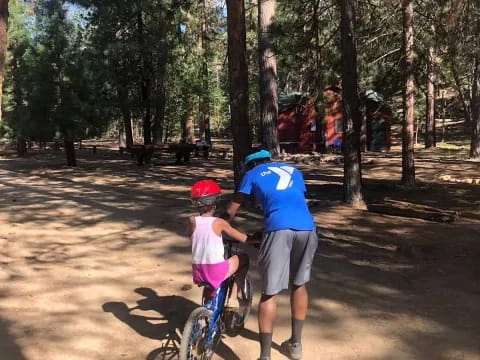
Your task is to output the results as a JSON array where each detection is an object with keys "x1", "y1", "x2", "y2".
[{"x1": 188, "y1": 179, "x2": 252, "y2": 307}]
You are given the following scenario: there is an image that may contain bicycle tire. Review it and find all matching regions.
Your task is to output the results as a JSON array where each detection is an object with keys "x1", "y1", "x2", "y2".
[
  {"x1": 224, "y1": 275, "x2": 253, "y2": 337},
  {"x1": 179, "y1": 307, "x2": 216, "y2": 360},
  {"x1": 242, "y1": 275, "x2": 253, "y2": 325}
]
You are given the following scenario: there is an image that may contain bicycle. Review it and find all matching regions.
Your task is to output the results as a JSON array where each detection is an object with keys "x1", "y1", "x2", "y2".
[{"x1": 179, "y1": 239, "x2": 254, "y2": 360}]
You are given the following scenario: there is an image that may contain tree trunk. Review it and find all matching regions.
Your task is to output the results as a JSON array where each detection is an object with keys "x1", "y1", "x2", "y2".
[
  {"x1": 470, "y1": 51, "x2": 480, "y2": 158},
  {"x1": 119, "y1": 119, "x2": 126, "y2": 148},
  {"x1": 451, "y1": 60, "x2": 471, "y2": 124},
  {"x1": 153, "y1": 82, "x2": 166, "y2": 145},
  {"x1": 227, "y1": 0, "x2": 252, "y2": 188},
  {"x1": 138, "y1": 9, "x2": 152, "y2": 145},
  {"x1": 360, "y1": 110, "x2": 367, "y2": 152},
  {"x1": 153, "y1": 22, "x2": 168, "y2": 145},
  {"x1": 258, "y1": 0, "x2": 280, "y2": 157},
  {"x1": 64, "y1": 139, "x2": 77, "y2": 167},
  {"x1": 163, "y1": 117, "x2": 170, "y2": 143},
  {"x1": 199, "y1": 1, "x2": 210, "y2": 143},
  {"x1": 118, "y1": 87, "x2": 133, "y2": 148},
  {"x1": 425, "y1": 34, "x2": 436, "y2": 149},
  {"x1": 184, "y1": 95, "x2": 195, "y2": 144},
  {"x1": 16, "y1": 136, "x2": 26, "y2": 155},
  {"x1": 340, "y1": 0, "x2": 363, "y2": 206},
  {"x1": 401, "y1": 0, "x2": 415, "y2": 186},
  {"x1": 0, "y1": 0, "x2": 8, "y2": 123},
  {"x1": 199, "y1": 94, "x2": 210, "y2": 143}
]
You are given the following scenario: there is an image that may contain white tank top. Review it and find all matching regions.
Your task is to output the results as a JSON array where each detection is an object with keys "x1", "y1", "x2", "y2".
[{"x1": 191, "y1": 216, "x2": 225, "y2": 265}]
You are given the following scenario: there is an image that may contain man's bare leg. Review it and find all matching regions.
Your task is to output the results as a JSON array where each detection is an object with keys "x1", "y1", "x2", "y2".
[
  {"x1": 258, "y1": 294, "x2": 276, "y2": 359},
  {"x1": 290, "y1": 284, "x2": 308, "y2": 342},
  {"x1": 279, "y1": 284, "x2": 308, "y2": 359},
  {"x1": 291, "y1": 284, "x2": 308, "y2": 319}
]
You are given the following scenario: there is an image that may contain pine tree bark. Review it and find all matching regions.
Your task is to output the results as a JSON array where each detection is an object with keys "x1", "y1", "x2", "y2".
[
  {"x1": 425, "y1": 35, "x2": 436, "y2": 149},
  {"x1": 470, "y1": 50, "x2": 480, "y2": 158},
  {"x1": 183, "y1": 95, "x2": 195, "y2": 144},
  {"x1": 258, "y1": 0, "x2": 280, "y2": 157},
  {"x1": 153, "y1": 22, "x2": 168, "y2": 145},
  {"x1": 199, "y1": 0, "x2": 211, "y2": 143},
  {"x1": 402, "y1": 0, "x2": 415, "y2": 186},
  {"x1": 118, "y1": 86, "x2": 133, "y2": 148},
  {"x1": 451, "y1": 61, "x2": 472, "y2": 124},
  {"x1": 64, "y1": 139, "x2": 77, "y2": 167},
  {"x1": 138, "y1": 8, "x2": 152, "y2": 145},
  {"x1": 0, "y1": 0, "x2": 9, "y2": 123},
  {"x1": 16, "y1": 137, "x2": 26, "y2": 155},
  {"x1": 119, "y1": 119, "x2": 126, "y2": 149},
  {"x1": 153, "y1": 80, "x2": 166, "y2": 145},
  {"x1": 340, "y1": 0, "x2": 363, "y2": 206},
  {"x1": 199, "y1": 92, "x2": 210, "y2": 143},
  {"x1": 227, "y1": 0, "x2": 252, "y2": 188}
]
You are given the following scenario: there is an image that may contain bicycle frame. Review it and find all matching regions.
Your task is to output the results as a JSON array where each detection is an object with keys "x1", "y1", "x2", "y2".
[{"x1": 201, "y1": 241, "x2": 236, "y2": 346}]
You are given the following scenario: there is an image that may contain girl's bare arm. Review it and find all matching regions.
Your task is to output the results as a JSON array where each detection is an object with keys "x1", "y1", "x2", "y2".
[
  {"x1": 213, "y1": 218, "x2": 247, "y2": 242},
  {"x1": 187, "y1": 216, "x2": 195, "y2": 237}
]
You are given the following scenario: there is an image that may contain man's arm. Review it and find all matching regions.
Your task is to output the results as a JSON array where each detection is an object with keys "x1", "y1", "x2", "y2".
[{"x1": 220, "y1": 192, "x2": 246, "y2": 222}]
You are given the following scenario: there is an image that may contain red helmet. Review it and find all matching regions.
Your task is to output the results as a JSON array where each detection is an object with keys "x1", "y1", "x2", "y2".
[{"x1": 191, "y1": 180, "x2": 222, "y2": 200}]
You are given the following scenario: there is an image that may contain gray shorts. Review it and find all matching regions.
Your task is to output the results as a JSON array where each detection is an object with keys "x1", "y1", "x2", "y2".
[{"x1": 258, "y1": 229, "x2": 318, "y2": 296}]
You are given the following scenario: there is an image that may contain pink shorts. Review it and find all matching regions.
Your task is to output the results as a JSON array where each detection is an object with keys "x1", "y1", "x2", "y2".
[{"x1": 192, "y1": 261, "x2": 230, "y2": 289}]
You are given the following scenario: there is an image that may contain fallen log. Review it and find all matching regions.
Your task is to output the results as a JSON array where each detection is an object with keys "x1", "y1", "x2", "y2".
[{"x1": 367, "y1": 199, "x2": 458, "y2": 223}]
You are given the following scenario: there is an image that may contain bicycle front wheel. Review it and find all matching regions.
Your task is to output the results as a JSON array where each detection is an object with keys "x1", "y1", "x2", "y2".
[
  {"x1": 224, "y1": 275, "x2": 253, "y2": 337},
  {"x1": 240, "y1": 275, "x2": 253, "y2": 325},
  {"x1": 179, "y1": 307, "x2": 217, "y2": 360}
]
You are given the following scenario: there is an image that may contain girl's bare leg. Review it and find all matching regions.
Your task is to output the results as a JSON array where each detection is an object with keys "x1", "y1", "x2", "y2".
[{"x1": 226, "y1": 254, "x2": 249, "y2": 307}]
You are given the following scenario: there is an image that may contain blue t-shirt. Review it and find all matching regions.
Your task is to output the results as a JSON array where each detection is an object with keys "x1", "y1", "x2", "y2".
[{"x1": 238, "y1": 162, "x2": 315, "y2": 232}]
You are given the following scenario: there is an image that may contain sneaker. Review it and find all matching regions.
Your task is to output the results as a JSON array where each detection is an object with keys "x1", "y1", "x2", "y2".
[{"x1": 281, "y1": 340, "x2": 303, "y2": 360}]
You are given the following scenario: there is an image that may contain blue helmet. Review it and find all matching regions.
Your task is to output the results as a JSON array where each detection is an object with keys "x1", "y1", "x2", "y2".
[{"x1": 243, "y1": 149, "x2": 272, "y2": 167}]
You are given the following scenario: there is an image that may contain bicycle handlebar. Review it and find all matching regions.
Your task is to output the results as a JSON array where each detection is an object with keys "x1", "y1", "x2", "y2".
[{"x1": 223, "y1": 233, "x2": 261, "y2": 247}]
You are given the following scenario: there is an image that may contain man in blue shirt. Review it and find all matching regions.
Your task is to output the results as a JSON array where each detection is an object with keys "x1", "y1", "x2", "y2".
[{"x1": 224, "y1": 148, "x2": 318, "y2": 360}]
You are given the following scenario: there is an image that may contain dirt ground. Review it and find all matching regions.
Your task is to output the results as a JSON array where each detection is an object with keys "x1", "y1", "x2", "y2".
[{"x1": 0, "y1": 148, "x2": 479, "y2": 360}]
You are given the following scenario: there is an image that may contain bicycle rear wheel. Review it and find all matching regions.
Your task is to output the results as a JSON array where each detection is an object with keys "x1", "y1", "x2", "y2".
[{"x1": 179, "y1": 307, "x2": 218, "y2": 360}]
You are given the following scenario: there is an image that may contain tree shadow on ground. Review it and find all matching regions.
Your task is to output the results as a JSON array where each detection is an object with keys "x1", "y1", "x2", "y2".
[
  {"x1": 1, "y1": 153, "x2": 479, "y2": 359},
  {"x1": 307, "y1": 206, "x2": 480, "y2": 359},
  {"x1": 0, "y1": 316, "x2": 26, "y2": 360},
  {"x1": 102, "y1": 287, "x2": 244, "y2": 360}
]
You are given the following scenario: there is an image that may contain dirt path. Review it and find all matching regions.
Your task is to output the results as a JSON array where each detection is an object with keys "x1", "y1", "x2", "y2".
[{"x1": 0, "y1": 151, "x2": 479, "y2": 360}]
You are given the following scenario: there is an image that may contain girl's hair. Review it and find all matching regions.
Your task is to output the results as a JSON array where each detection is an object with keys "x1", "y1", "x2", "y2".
[{"x1": 198, "y1": 204, "x2": 216, "y2": 215}]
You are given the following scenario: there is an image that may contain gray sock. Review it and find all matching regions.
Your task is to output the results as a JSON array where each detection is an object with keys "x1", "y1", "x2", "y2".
[
  {"x1": 259, "y1": 332, "x2": 272, "y2": 358},
  {"x1": 291, "y1": 318, "x2": 304, "y2": 344}
]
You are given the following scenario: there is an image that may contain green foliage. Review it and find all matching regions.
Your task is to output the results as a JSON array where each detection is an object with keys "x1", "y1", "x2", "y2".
[
  {"x1": 2, "y1": 0, "x2": 477, "y2": 148},
  {"x1": 2, "y1": 0, "x2": 32, "y2": 138},
  {"x1": 3, "y1": 0, "x2": 107, "y2": 142},
  {"x1": 277, "y1": 0, "x2": 341, "y2": 100}
]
